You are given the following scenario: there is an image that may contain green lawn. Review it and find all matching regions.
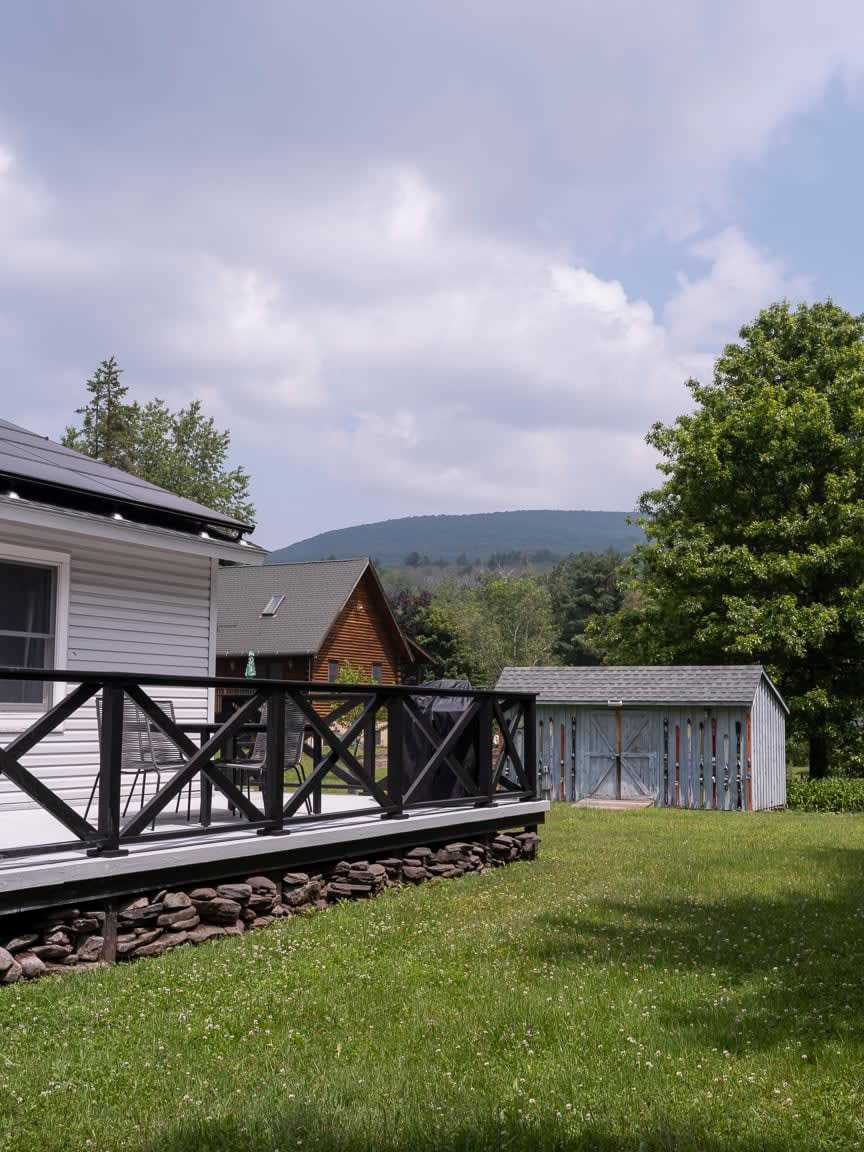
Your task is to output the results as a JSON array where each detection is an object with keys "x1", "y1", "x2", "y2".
[{"x1": 2, "y1": 806, "x2": 863, "y2": 1151}]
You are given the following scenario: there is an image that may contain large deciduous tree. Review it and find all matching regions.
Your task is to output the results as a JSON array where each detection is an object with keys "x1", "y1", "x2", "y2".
[{"x1": 587, "y1": 301, "x2": 864, "y2": 777}]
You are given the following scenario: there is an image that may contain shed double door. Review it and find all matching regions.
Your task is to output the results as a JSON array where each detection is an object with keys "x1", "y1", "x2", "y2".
[{"x1": 584, "y1": 710, "x2": 654, "y2": 800}]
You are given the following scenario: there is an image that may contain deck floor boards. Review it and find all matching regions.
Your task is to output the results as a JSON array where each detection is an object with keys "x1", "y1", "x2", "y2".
[{"x1": 0, "y1": 794, "x2": 549, "y2": 914}]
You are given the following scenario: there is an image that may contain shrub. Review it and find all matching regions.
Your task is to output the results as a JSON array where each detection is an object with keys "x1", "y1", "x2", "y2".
[{"x1": 786, "y1": 776, "x2": 864, "y2": 813}]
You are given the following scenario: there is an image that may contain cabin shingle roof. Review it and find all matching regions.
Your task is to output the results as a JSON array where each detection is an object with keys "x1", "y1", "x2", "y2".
[
  {"x1": 496, "y1": 665, "x2": 787, "y2": 710},
  {"x1": 216, "y1": 558, "x2": 373, "y2": 656}
]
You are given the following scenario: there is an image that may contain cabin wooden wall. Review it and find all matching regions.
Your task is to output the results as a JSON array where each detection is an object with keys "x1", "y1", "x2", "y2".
[{"x1": 311, "y1": 572, "x2": 403, "y2": 684}]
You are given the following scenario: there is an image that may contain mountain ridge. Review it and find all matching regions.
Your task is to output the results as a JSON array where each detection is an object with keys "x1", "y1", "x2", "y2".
[{"x1": 265, "y1": 509, "x2": 643, "y2": 567}]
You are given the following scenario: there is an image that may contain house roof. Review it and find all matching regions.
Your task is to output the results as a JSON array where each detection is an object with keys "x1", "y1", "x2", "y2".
[
  {"x1": 216, "y1": 557, "x2": 412, "y2": 659},
  {"x1": 496, "y1": 665, "x2": 788, "y2": 712},
  {"x1": 0, "y1": 418, "x2": 253, "y2": 538}
]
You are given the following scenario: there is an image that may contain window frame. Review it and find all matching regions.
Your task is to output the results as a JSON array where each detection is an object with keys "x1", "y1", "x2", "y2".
[
  {"x1": 328, "y1": 659, "x2": 340, "y2": 683},
  {"x1": 371, "y1": 662, "x2": 382, "y2": 683},
  {"x1": 0, "y1": 541, "x2": 70, "y2": 730}
]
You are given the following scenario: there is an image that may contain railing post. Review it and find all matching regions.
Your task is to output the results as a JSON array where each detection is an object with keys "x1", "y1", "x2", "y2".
[
  {"x1": 312, "y1": 726, "x2": 323, "y2": 814},
  {"x1": 261, "y1": 687, "x2": 286, "y2": 834},
  {"x1": 523, "y1": 695, "x2": 538, "y2": 800},
  {"x1": 88, "y1": 683, "x2": 127, "y2": 856},
  {"x1": 474, "y1": 696, "x2": 494, "y2": 807},
  {"x1": 364, "y1": 703, "x2": 376, "y2": 786},
  {"x1": 383, "y1": 692, "x2": 407, "y2": 818}
]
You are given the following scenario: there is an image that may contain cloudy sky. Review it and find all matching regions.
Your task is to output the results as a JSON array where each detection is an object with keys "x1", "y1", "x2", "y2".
[{"x1": 2, "y1": 3, "x2": 863, "y2": 546}]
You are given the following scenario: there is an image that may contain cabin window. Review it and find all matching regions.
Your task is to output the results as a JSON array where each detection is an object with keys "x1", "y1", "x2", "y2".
[
  {"x1": 328, "y1": 660, "x2": 340, "y2": 683},
  {"x1": 0, "y1": 552, "x2": 67, "y2": 711},
  {"x1": 371, "y1": 662, "x2": 382, "y2": 683}
]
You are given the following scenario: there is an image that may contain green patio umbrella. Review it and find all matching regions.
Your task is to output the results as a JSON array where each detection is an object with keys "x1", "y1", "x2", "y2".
[{"x1": 244, "y1": 650, "x2": 257, "y2": 678}]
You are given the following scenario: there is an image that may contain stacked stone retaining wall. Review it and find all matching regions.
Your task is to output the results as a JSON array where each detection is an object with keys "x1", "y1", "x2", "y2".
[{"x1": 0, "y1": 830, "x2": 539, "y2": 985}]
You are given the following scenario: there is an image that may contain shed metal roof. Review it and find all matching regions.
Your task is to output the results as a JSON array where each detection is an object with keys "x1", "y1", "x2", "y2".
[
  {"x1": 217, "y1": 557, "x2": 376, "y2": 656},
  {"x1": 0, "y1": 418, "x2": 252, "y2": 534},
  {"x1": 496, "y1": 665, "x2": 788, "y2": 712}
]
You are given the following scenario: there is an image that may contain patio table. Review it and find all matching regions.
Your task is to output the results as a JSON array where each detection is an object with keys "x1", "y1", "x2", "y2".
[{"x1": 178, "y1": 722, "x2": 265, "y2": 827}]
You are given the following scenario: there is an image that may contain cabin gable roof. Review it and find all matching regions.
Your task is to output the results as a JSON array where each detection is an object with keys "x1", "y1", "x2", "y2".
[{"x1": 216, "y1": 557, "x2": 412, "y2": 661}]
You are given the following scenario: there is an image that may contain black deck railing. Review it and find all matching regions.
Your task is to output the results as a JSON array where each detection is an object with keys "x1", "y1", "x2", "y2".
[{"x1": 0, "y1": 670, "x2": 537, "y2": 860}]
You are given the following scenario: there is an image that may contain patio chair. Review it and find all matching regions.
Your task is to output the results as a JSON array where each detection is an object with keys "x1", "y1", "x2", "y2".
[
  {"x1": 220, "y1": 695, "x2": 311, "y2": 814},
  {"x1": 84, "y1": 697, "x2": 189, "y2": 825}
]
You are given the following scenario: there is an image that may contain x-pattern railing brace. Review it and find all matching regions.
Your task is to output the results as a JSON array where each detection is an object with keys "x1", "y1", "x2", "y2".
[
  {"x1": 284, "y1": 692, "x2": 390, "y2": 818},
  {"x1": 403, "y1": 699, "x2": 482, "y2": 804},
  {"x1": 402, "y1": 696, "x2": 478, "y2": 797},
  {"x1": 0, "y1": 682, "x2": 102, "y2": 845},
  {"x1": 491, "y1": 699, "x2": 527, "y2": 792},
  {"x1": 120, "y1": 689, "x2": 267, "y2": 838}
]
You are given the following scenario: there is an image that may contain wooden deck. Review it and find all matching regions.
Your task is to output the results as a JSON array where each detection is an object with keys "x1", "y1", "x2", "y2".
[
  {"x1": 0, "y1": 669, "x2": 544, "y2": 917},
  {"x1": 0, "y1": 794, "x2": 548, "y2": 916}
]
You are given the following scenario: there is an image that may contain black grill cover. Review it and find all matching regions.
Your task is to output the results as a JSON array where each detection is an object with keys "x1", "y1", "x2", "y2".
[{"x1": 402, "y1": 679, "x2": 476, "y2": 802}]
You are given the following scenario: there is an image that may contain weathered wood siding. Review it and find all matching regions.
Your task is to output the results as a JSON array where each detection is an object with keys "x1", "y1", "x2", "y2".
[
  {"x1": 536, "y1": 694, "x2": 785, "y2": 810},
  {"x1": 0, "y1": 520, "x2": 214, "y2": 813},
  {"x1": 311, "y1": 573, "x2": 402, "y2": 684},
  {"x1": 751, "y1": 677, "x2": 787, "y2": 809}
]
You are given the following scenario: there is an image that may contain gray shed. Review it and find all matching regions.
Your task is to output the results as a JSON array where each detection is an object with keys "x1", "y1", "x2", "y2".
[{"x1": 496, "y1": 665, "x2": 787, "y2": 810}]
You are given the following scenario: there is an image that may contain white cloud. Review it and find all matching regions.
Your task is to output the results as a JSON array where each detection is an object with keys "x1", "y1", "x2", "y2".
[
  {"x1": 157, "y1": 168, "x2": 808, "y2": 514},
  {"x1": 665, "y1": 228, "x2": 812, "y2": 352}
]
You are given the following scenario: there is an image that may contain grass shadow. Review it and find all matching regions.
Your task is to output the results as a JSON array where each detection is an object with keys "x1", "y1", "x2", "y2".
[
  {"x1": 532, "y1": 845, "x2": 864, "y2": 1056},
  {"x1": 143, "y1": 1108, "x2": 834, "y2": 1152}
]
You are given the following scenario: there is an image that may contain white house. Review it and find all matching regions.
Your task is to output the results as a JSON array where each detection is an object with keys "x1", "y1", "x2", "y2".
[{"x1": 0, "y1": 418, "x2": 263, "y2": 818}]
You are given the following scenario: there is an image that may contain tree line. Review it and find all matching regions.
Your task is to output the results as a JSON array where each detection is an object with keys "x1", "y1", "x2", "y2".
[{"x1": 390, "y1": 549, "x2": 623, "y2": 685}]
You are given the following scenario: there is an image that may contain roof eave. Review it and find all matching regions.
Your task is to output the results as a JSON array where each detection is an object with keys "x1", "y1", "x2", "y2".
[
  {"x1": 0, "y1": 494, "x2": 263, "y2": 563},
  {"x1": 533, "y1": 697, "x2": 759, "y2": 708}
]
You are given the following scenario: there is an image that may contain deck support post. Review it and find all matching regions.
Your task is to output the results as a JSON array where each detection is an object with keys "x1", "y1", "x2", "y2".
[
  {"x1": 87, "y1": 683, "x2": 128, "y2": 857},
  {"x1": 102, "y1": 898, "x2": 118, "y2": 964}
]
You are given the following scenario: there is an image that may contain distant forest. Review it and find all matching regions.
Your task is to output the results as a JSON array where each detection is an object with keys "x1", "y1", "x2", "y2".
[{"x1": 266, "y1": 510, "x2": 642, "y2": 568}]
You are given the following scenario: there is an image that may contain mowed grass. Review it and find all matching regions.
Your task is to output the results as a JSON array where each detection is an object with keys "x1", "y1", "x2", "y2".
[{"x1": 2, "y1": 807, "x2": 864, "y2": 1152}]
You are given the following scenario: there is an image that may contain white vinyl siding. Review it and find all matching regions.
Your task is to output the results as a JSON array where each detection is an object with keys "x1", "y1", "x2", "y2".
[{"x1": 0, "y1": 519, "x2": 214, "y2": 813}]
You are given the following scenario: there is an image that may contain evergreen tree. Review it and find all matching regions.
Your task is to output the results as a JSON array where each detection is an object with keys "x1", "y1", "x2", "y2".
[
  {"x1": 547, "y1": 551, "x2": 623, "y2": 665},
  {"x1": 62, "y1": 356, "x2": 137, "y2": 471}
]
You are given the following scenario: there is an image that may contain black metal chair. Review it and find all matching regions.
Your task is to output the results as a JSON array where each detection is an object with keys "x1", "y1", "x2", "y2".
[
  {"x1": 220, "y1": 696, "x2": 311, "y2": 814},
  {"x1": 85, "y1": 697, "x2": 188, "y2": 824}
]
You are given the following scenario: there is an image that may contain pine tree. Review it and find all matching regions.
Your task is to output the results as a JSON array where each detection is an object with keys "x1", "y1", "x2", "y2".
[{"x1": 62, "y1": 356, "x2": 138, "y2": 471}]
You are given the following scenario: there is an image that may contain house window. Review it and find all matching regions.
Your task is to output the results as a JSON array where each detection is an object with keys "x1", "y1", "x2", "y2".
[
  {"x1": 328, "y1": 660, "x2": 340, "y2": 683},
  {"x1": 0, "y1": 558, "x2": 58, "y2": 709},
  {"x1": 371, "y1": 662, "x2": 382, "y2": 683}
]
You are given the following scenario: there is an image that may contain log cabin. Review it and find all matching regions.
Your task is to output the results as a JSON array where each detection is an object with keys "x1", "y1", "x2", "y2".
[{"x1": 215, "y1": 558, "x2": 424, "y2": 706}]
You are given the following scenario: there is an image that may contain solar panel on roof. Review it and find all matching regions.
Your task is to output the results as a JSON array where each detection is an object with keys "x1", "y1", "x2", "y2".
[{"x1": 0, "y1": 419, "x2": 252, "y2": 531}]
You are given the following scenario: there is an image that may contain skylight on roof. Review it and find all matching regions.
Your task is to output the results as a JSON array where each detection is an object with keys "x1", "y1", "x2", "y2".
[{"x1": 261, "y1": 594, "x2": 285, "y2": 617}]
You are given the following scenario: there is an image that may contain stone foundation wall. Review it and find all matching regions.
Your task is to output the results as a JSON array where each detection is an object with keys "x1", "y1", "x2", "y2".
[{"x1": 0, "y1": 830, "x2": 539, "y2": 986}]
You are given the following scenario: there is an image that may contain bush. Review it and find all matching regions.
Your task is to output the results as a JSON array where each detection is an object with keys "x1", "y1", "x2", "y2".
[{"x1": 786, "y1": 776, "x2": 864, "y2": 813}]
